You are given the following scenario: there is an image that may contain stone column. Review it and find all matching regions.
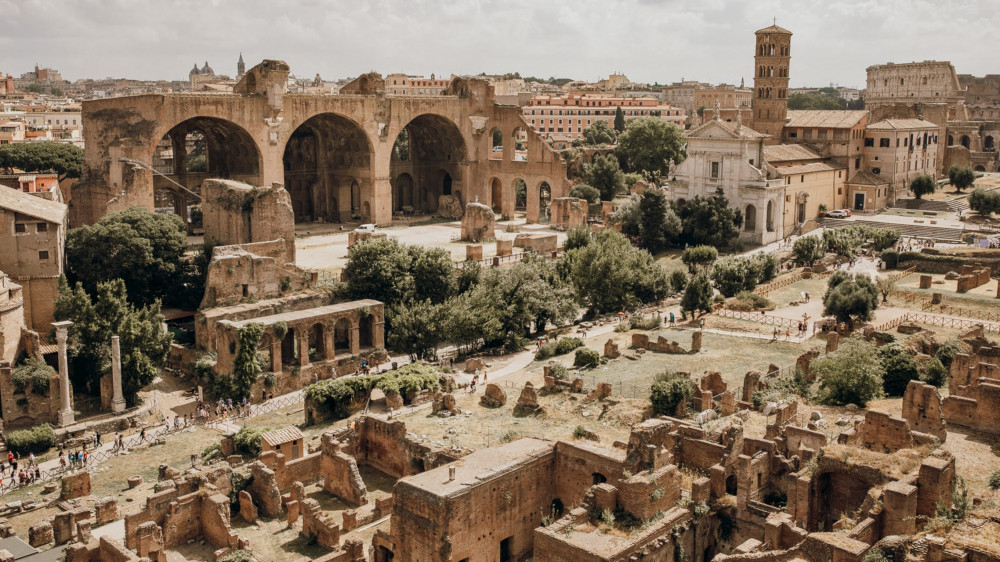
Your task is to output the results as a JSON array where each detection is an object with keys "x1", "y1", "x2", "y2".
[
  {"x1": 111, "y1": 335, "x2": 126, "y2": 413},
  {"x1": 53, "y1": 321, "x2": 75, "y2": 427}
]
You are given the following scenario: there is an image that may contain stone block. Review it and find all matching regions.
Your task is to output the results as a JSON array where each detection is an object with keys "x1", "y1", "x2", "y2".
[
  {"x1": 127, "y1": 475, "x2": 143, "y2": 489},
  {"x1": 460, "y1": 202, "x2": 496, "y2": 242},
  {"x1": 513, "y1": 382, "x2": 542, "y2": 416},
  {"x1": 28, "y1": 521, "x2": 52, "y2": 547},
  {"x1": 465, "y1": 244, "x2": 483, "y2": 261},
  {"x1": 496, "y1": 239, "x2": 513, "y2": 257},
  {"x1": 286, "y1": 499, "x2": 299, "y2": 525},
  {"x1": 480, "y1": 383, "x2": 506, "y2": 408},
  {"x1": 60, "y1": 472, "x2": 91, "y2": 500},
  {"x1": 94, "y1": 497, "x2": 119, "y2": 525},
  {"x1": 919, "y1": 275, "x2": 932, "y2": 289},
  {"x1": 603, "y1": 338, "x2": 620, "y2": 358}
]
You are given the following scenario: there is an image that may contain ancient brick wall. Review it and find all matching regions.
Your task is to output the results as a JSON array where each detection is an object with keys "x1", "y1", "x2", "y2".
[
  {"x1": 553, "y1": 441, "x2": 627, "y2": 507},
  {"x1": 679, "y1": 437, "x2": 729, "y2": 470}
]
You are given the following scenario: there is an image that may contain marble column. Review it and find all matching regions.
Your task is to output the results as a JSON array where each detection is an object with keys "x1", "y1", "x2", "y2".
[
  {"x1": 53, "y1": 321, "x2": 75, "y2": 427},
  {"x1": 111, "y1": 335, "x2": 126, "y2": 413}
]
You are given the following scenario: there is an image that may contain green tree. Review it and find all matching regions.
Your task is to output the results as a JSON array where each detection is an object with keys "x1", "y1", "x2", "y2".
[
  {"x1": 344, "y1": 237, "x2": 414, "y2": 308},
  {"x1": 582, "y1": 154, "x2": 626, "y2": 201},
  {"x1": 879, "y1": 343, "x2": 920, "y2": 396},
  {"x1": 564, "y1": 227, "x2": 591, "y2": 251},
  {"x1": 681, "y1": 245, "x2": 718, "y2": 274},
  {"x1": 65, "y1": 207, "x2": 189, "y2": 307},
  {"x1": 711, "y1": 255, "x2": 763, "y2": 297},
  {"x1": 609, "y1": 194, "x2": 641, "y2": 236},
  {"x1": 388, "y1": 300, "x2": 447, "y2": 360},
  {"x1": 792, "y1": 235, "x2": 824, "y2": 266},
  {"x1": 673, "y1": 189, "x2": 742, "y2": 248},
  {"x1": 822, "y1": 271, "x2": 879, "y2": 330},
  {"x1": 54, "y1": 278, "x2": 172, "y2": 405},
  {"x1": 568, "y1": 230, "x2": 669, "y2": 314},
  {"x1": 0, "y1": 142, "x2": 83, "y2": 181},
  {"x1": 514, "y1": 179, "x2": 527, "y2": 208},
  {"x1": 581, "y1": 121, "x2": 617, "y2": 146},
  {"x1": 638, "y1": 189, "x2": 680, "y2": 252},
  {"x1": 968, "y1": 188, "x2": 1000, "y2": 216},
  {"x1": 681, "y1": 273, "x2": 713, "y2": 317},
  {"x1": 813, "y1": 337, "x2": 885, "y2": 406},
  {"x1": 615, "y1": 117, "x2": 686, "y2": 179},
  {"x1": 411, "y1": 247, "x2": 457, "y2": 304},
  {"x1": 614, "y1": 106, "x2": 626, "y2": 133},
  {"x1": 922, "y1": 356, "x2": 949, "y2": 388},
  {"x1": 909, "y1": 174, "x2": 936, "y2": 199},
  {"x1": 650, "y1": 371, "x2": 696, "y2": 416},
  {"x1": 949, "y1": 165, "x2": 975, "y2": 192},
  {"x1": 568, "y1": 184, "x2": 601, "y2": 204}
]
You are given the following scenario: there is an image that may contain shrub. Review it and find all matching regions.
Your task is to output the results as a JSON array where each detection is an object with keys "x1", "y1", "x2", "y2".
[
  {"x1": 568, "y1": 184, "x2": 601, "y2": 205},
  {"x1": 728, "y1": 290, "x2": 772, "y2": 311},
  {"x1": 555, "y1": 337, "x2": 583, "y2": 355},
  {"x1": 194, "y1": 353, "x2": 217, "y2": 380},
  {"x1": 375, "y1": 363, "x2": 441, "y2": 402},
  {"x1": 573, "y1": 425, "x2": 588, "y2": 439},
  {"x1": 535, "y1": 342, "x2": 557, "y2": 360},
  {"x1": 681, "y1": 245, "x2": 718, "y2": 273},
  {"x1": 629, "y1": 314, "x2": 662, "y2": 330},
  {"x1": 879, "y1": 343, "x2": 920, "y2": 397},
  {"x1": 11, "y1": 358, "x2": 54, "y2": 396},
  {"x1": 6, "y1": 424, "x2": 56, "y2": 456},
  {"x1": 934, "y1": 338, "x2": 966, "y2": 368},
  {"x1": 862, "y1": 548, "x2": 893, "y2": 562},
  {"x1": 751, "y1": 370, "x2": 809, "y2": 409},
  {"x1": 669, "y1": 269, "x2": 688, "y2": 292},
  {"x1": 650, "y1": 371, "x2": 696, "y2": 416},
  {"x1": 792, "y1": 235, "x2": 825, "y2": 266},
  {"x1": 922, "y1": 357, "x2": 949, "y2": 388},
  {"x1": 564, "y1": 227, "x2": 592, "y2": 251},
  {"x1": 754, "y1": 252, "x2": 779, "y2": 282},
  {"x1": 217, "y1": 550, "x2": 255, "y2": 562},
  {"x1": 549, "y1": 364, "x2": 569, "y2": 380},
  {"x1": 814, "y1": 338, "x2": 885, "y2": 407},
  {"x1": 881, "y1": 249, "x2": 899, "y2": 269},
  {"x1": 202, "y1": 443, "x2": 223, "y2": 463},
  {"x1": 263, "y1": 373, "x2": 278, "y2": 388},
  {"x1": 574, "y1": 348, "x2": 601, "y2": 368},
  {"x1": 988, "y1": 468, "x2": 1000, "y2": 491},
  {"x1": 232, "y1": 425, "x2": 268, "y2": 456},
  {"x1": 969, "y1": 188, "x2": 1000, "y2": 216}
]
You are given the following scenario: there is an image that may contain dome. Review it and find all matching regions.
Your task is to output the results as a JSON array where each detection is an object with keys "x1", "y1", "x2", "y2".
[
  {"x1": 189, "y1": 63, "x2": 200, "y2": 76},
  {"x1": 201, "y1": 61, "x2": 214, "y2": 75}
]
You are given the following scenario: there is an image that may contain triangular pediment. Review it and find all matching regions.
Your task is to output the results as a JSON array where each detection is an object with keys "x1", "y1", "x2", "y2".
[{"x1": 686, "y1": 119, "x2": 742, "y2": 140}]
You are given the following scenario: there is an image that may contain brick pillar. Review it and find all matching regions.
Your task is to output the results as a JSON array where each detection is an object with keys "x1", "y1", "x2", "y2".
[
  {"x1": 323, "y1": 326, "x2": 335, "y2": 360},
  {"x1": 271, "y1": 340, "x2": 283, "y2": 372},
  {"x1": 299, "y1": 333, "x2": 310, "y2": 367},
  {"x1": 350, "y1": 324, "x2": 360, "y2": 355}
]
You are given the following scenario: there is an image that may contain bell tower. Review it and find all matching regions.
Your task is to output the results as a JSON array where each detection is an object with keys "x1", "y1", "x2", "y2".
[{"x1": 751, "y1": 23, "x2": 792, "y2": 144}]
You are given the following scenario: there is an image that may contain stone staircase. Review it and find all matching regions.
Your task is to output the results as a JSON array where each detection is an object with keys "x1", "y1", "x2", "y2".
[
  {"x1": 892, "y1": 198, "x2": 952, "y2": 213},
  {"x1": 816, "y1": 217, "x2": 966, "y2": 243}
]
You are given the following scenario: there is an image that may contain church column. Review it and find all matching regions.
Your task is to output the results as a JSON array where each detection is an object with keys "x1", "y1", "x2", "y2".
[
  {"x1": 53, "y1": 321, "x2": 75, "y2": 427},
  {"x1": 111, "y1": 335, "x2": 126, "y2": 413}
]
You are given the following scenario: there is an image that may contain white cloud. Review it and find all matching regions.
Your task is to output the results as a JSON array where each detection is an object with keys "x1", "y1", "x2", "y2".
[{"x1": 3, "y1": 0, "x2": 996, "y2": 88}]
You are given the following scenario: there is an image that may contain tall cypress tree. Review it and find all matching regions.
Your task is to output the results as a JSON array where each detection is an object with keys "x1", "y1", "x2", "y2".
[{"x1": 614, "y1": 106, "x2": 626, "y2": 133}]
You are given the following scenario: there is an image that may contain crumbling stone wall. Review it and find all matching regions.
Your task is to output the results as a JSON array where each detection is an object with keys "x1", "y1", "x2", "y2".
[
  {"x1": 354, "y1": 416, "x2": 461, "y2": 478},
  {"x1": 460, "y1": 202, "x2": 496, "y2": 242},
  {"x1": 902, "y1": 380, "x2": 947, "y2": 441},
  {"x1": 322, "y1": 433, "x2": 368, "y2": 506},
  {"x1": 549, "y1": 197, "x2": 588, "y2": 229},
  {"x1": 202, "y1": 179, "x2": 296, "y2": 264}
]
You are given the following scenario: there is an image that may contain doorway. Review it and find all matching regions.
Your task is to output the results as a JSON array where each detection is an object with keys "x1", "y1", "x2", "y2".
[
  {"x1": 854, "y1": 193, "x2": 865, "y2": 211},
  {"x1": 500, "y1": 537, "x2": 512, "y2": 562}
]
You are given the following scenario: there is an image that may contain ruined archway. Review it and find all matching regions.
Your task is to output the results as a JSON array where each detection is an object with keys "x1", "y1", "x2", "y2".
[
  {"x1": 538, "y1": 181, "x2": 552, "y2": 223},
  {"x1": 514, "y1": 178, "x2": 527, "y2": 210},
  {"x1": 490, "y1": 128, "x2": 503, "y2": 161},
  {"x1": 284, "y1": 113, "x2": 372, "y2": 223},
  {"x1": 512, "y1": 126, "x2": 529, "y2": 162},
  {"x1": 153, "y1": 116, "x2": 261, "y2": 225},
  {"x1": 393, "y1": 173, "x2": 415, "y2": 213},
  {"x1": 390, "y1": 114, "x2": 468, "y2": 214},
  {"x1": 490, "y1": 177, "x2": 503, "y2": 213},
  {"x1": 961, "y1": 135, "x2": 971, "y2": 149},
  {"x1": 333, "y1": 318, "x2": 352, "y2": 355},
  {"x1": 985, "y1": 135, "x2": 995, "y2": 151},
  {"x1": 812, "y1": 470, "x2": 876, "y2": 532}
]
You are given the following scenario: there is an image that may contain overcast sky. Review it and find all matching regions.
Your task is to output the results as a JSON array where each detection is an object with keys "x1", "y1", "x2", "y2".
[{"x1": 2, "y1": 0, "x2": 997, "y2": 88}]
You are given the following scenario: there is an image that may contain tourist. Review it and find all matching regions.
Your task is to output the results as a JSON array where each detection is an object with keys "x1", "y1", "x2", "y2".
[
  {"x1": 669, "y1": 312, "x2": 675, "y2": 326},
  {"x1": 772, "y1": 328, "x2": 778, "y2": 341},
  {"x1": 139, "y1": 428, "x2": 146, "y2": 443}
]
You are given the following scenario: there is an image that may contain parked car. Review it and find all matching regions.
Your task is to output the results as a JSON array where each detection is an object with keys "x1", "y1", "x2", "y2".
[
  {"x1": 825, "y1": 210, "x2": 849, "y2": 218},
  {"x1": 839, "y1": 209, "x2": 853, "y2": 217},
  {"x1": 354, "y1": 223, "x2": 377, "y2": 233}
]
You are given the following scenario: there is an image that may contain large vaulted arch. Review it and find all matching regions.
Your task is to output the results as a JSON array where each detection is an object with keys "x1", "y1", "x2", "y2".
[
  {"x1": 390, "y1": 114, "x2": 468, "y2": 214},
  {"x1": 283, "y1": 113, "x2": 373, "y2": 222},
  {"x1": 152, "y1": 116, "x2": 261, "y2": 227}
]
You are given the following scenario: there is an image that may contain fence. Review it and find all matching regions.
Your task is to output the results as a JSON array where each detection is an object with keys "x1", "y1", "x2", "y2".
[
  {"x1": 454, "y1": 250, "x2": 540, "y2": 271},
  {"x1": 754, "y1": 271, "x2": 805, "y2": 297},
  {"x1": 715, "y1": 308, "x2": 801, "y2": 329},
  {"x1": 894, "y1": 312, "x2": 1000, "y2": 333},
  {"x1": 890, "y1": 288, "x2": 1000, "y2": 322},
  {"x1": 0, "y1": 391, "x2": 309, "y2": 496},
  {"x1": 886, "y1": 266, "x2": 917, "y2": 282}
]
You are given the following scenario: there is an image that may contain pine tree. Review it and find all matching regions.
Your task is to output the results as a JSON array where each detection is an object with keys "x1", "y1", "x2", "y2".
[{"x1": 614, "y1": 106, "x2": 626, "y2": 133}]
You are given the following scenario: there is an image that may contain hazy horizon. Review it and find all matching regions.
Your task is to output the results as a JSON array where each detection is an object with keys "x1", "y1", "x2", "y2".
[{"x1": 3, "y1": 0, "x2": 997, "y2": 89}]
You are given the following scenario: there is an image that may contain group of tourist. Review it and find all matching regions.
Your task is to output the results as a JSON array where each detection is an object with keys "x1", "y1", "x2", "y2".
[
  {"x1": 196, "y1": 397, "x2": 255, "y2": 423},
  {"x1": 897, "y1": 237, "x2": 935, "y2": 252},
  {"x1": 2, "y1": 451, "x2": 41, "y2": 487}
]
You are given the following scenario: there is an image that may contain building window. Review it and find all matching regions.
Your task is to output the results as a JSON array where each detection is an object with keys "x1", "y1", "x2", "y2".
[
  {"x1": 838, "y1": 187, "x2": 842, "y2": 194},
  {"x1": 711, "y1": 161, "x2": 720, "y2": 179},
  {"x1": 864, "y1": 138, "x2": 874, "y2": 147},
  {"x1": 38, "y1": 250, "x2": 49, "y2": 260},
  {"x1": 36, "y1": 223, "x2": 47, "y2": 232},
  {"x1": 880, "y1": 138, "x2": 890, "y2": 148},
  {"x1": 800, "y1": 175, "x2": 805, "y2": 183},
  {"x1": 14, "y1": 223, "x2": 26, "y2": 233},
  {"x1": 872, "y1": 167, "x2": 881, "y2": 174}
]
